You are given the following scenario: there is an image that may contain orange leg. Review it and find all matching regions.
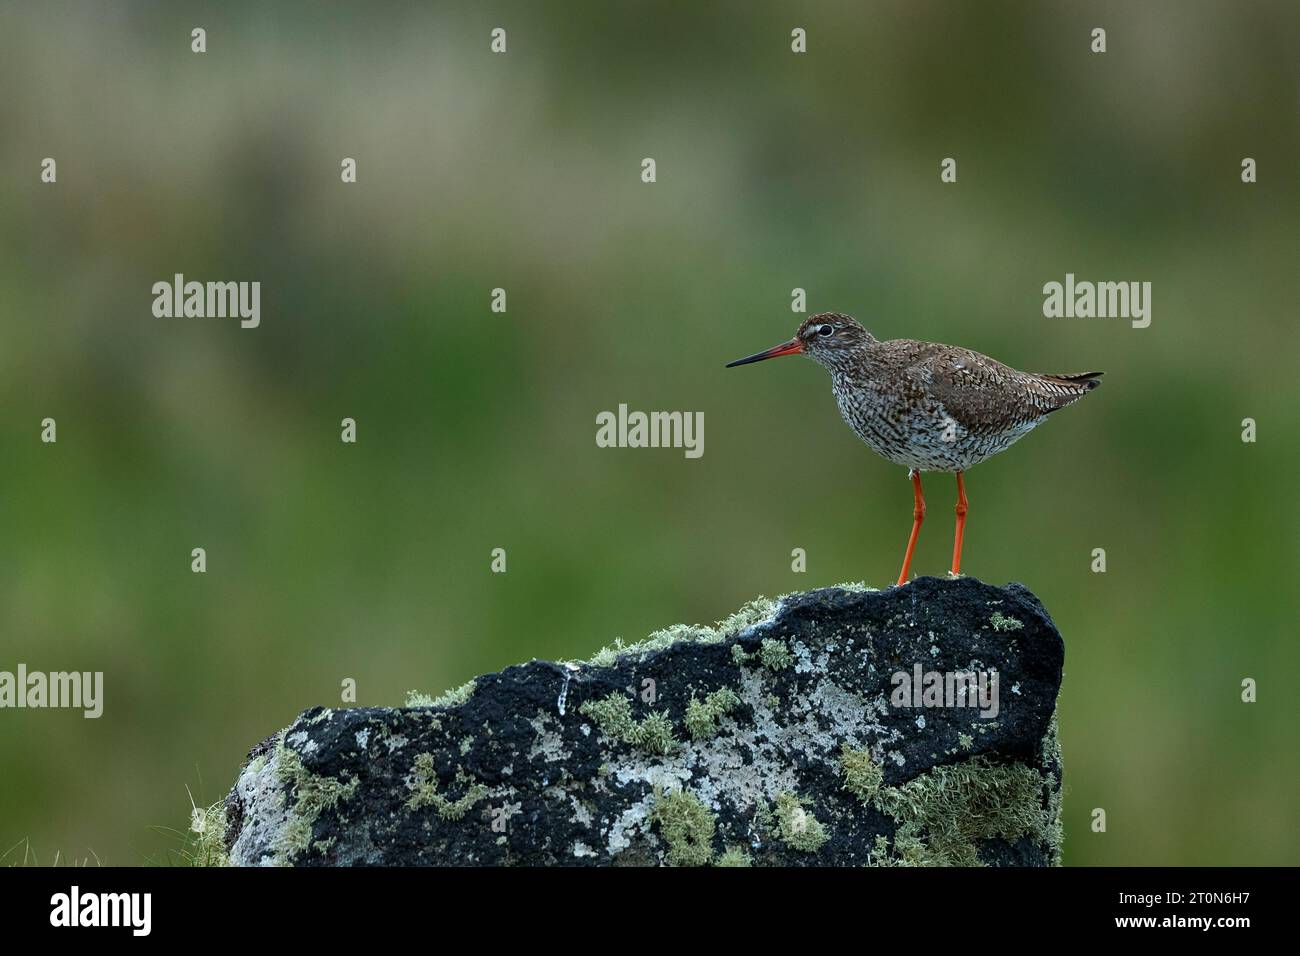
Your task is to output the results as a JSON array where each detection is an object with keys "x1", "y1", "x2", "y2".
[
  {"x1": 896, "y1": 470, "x2": 925, "y2": 586},
  {"x1": 950, "y1": 472, "x2": 969, "y2": 577}
]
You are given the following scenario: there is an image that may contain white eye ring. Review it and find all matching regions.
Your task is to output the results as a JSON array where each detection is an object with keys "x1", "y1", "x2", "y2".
[{"x1": 817, "y1": 324, "x2": 834, "y2": 336}]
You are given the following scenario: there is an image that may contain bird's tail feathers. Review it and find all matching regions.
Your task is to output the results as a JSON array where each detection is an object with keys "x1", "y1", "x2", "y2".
[{"x1": 1038, "y1": 370, "x2": 1103, "y2": 391}]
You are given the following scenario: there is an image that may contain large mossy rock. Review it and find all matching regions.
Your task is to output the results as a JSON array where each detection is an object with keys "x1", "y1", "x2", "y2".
[{"x1": 223, "y1": 577, "x2": 1065, "y2": 866}]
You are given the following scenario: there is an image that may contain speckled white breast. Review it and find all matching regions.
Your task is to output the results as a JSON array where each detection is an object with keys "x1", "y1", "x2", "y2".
[{"x1": 832, "y1": 381, "x2": 1038, "y2": 473}]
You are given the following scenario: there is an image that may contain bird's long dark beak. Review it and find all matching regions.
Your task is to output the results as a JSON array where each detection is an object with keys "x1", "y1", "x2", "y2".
[{"x1": 725, "y1": 338, "x2": 803, "y2": 368}]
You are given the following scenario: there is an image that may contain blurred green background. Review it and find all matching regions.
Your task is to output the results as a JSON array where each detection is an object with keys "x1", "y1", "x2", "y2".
[{"x1": 1, "y1": 0, "x2": 1297, "y2": 866}]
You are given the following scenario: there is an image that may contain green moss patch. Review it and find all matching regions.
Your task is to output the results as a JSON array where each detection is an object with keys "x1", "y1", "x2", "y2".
[
  {"x1": 274, "y1": 736, "x2": 360, "y2": 864},
  {"x1": 650, "y1": 788, "x2": 716, "y2": 866},
  {"x1": 405, "y1": 752, "x2": 488, "y2": 820},
  {"x1": 759, "y1": 639, "x2": 794, "y2": 671},
  {"x1": 839, "y1": 744, "x2": 885, "y2": 802},
  {"x1": 715, "y1": 846, "x2": 752, "y2": 867},
  {"x1": 838, "y1": 742, "x2": 1060, "y2": 866},
  {"x1": 774, "y1": 792, "x2": 828, "y2": 853},
  {"x1": 404, "y1": 679, "x2": 477, "y2": 709},
  {"x1": 578, "y1": 693, "x2": 680, "y2": 755},
  {"x1": 586, "y1": 596, "x2": 779, "y2": 667},
  {"x1": 684, "y1": 687, "x2": 741, "y2": 740}
]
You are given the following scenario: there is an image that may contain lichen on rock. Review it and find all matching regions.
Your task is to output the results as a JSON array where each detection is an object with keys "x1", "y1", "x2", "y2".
[{"x1": 221, "y1": 577, "x2": 1066, "y2": 866}]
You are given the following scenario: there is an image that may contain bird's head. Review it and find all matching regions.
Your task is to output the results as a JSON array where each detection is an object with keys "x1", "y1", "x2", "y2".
[{"x1": 725, "y1": 312, "x2": 874, "y2": 371}]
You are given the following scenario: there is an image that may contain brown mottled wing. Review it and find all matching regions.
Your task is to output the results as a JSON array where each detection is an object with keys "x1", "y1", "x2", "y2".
[{"x1": 912, "y1": 345, "x2": 1092, "y2": 433}]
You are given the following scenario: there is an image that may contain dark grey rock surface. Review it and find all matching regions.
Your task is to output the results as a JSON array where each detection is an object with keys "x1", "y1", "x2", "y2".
[{"x1": 223, "y1": 577, "x2": 1065, "y2": 866}]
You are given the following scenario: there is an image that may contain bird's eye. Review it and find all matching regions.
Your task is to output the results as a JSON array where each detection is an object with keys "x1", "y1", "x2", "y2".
[{"x1": 818, "y1": 324, "x2": 834, "y2": 336}]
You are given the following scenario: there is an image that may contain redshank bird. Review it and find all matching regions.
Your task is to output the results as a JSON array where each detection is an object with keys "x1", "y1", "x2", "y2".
[{"x1": 726, "y1": 313, "x2": 1101, "y2": 586}]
